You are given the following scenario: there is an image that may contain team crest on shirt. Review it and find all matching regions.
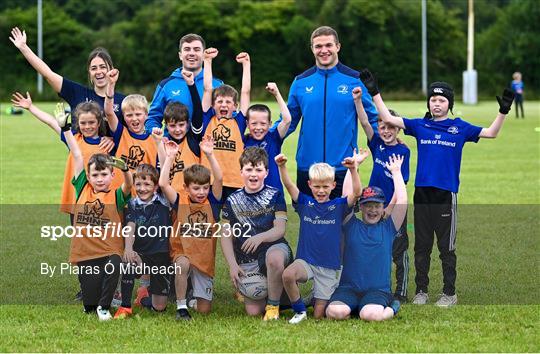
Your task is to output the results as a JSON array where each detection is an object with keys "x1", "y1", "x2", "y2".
[
  {"x1": 308, "y1": 200, "x2": 314, "y2": 207},
  {"x1": 435, "y1": 134, "x2": 441, "y2": 139},
  {"x1": 447, "y1": 126, "x2": 459, "y2": 134},
  {"x1": 169, "y1": 153, "x2": 185, "y2": 181},
  {"x1": 379, "y1": 145, "x2": 385, "y2": 151},
  {"x1": 181, "y1": 210, "x2": 211, "y2": 237},
  {"x1": 77, "y1": 199, "x2": 110, "y2": 226},
  {"x1": 113, "y1": 104, "x2": 120, "y2": 112},
  {"x1": 305, "y1": 86, "x2": 314, "y2": 93},
  {"x1": 328, "y1": 205, "x2": 336, "y2": 211},
  {"x1": 171, "y1": 90, "x2": 181, "y2": 96},
  {"x1": 337, "y1": 85, "x2": 348, "y2": 94},
  {"x1": 258, "y1": 141, "x2": 268, "y2": 149},
  {"x1": 121, "y1": 146, "x2": 145, "y2": 169},
  {"x1": 212, "y1": 124, "x2": 236, "y2": 151}
]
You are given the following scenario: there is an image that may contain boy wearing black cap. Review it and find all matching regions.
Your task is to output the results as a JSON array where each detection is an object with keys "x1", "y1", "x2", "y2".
[{"x1": 360, "y1": 69, "x2": 514, "y2": 307}]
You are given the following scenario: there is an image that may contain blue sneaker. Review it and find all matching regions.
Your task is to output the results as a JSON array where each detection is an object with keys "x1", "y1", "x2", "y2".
[{"x1": 390, "y1": 299, "x2": 401, "y2": 315}]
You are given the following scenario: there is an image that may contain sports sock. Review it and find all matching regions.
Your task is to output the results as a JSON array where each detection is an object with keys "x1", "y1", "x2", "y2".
[
  {"x1": 120, "y1": 277, "x2": 134, "y2": 308},
  {"x1": 267, "y1": 298, "x2": 280, "y2": 307},
  {"x1": 140, "y1": 296, "x2": 153, "y2": 309},
  {"x1": 140, "y1": 278, "x2": 150, "y2": 288},
  {"x1": 176, "y1": 299, "x2": 187, "y2": 310},
  {"x1": 291, "y1": 298, "x2": 306, "y2": 314}
]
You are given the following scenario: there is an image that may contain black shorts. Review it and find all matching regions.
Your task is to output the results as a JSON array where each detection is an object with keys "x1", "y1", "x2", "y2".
[{"x1": 124, "y1": 252, "x2": 172, "y2": 296}]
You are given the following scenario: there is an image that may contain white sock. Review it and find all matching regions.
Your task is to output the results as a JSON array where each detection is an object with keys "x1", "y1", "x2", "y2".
[{"x1": 176, "y1": 299, "x2": 187, "y2": 310}]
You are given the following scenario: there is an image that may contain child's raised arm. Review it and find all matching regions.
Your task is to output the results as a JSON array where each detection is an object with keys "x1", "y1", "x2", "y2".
[
  {"x1": 385, "y1": 154, "x2": 407, "y2": 231},
  {"x1": 342, "y1": 148, "x2": 369, "y2": 207},
  {"x1": 236, "y1": 52, "x2": 251, "y2": 116},
  {"x1": 104, "y1": 69, "x2": 120, "y2": 133},
  {"x1": 106, "y1": 157, "x2": 132, "y2": 197},
  {"x1": 11, "y1": 92, "x2": 61, "y2": 135},
  {"x1": 360, "y1": 69, "x2": 405, "y2": 130},
  {"x1": 200, "y1": 135, "x2": 223, "y2": 201},
  {"x1": 182, "y1": 70, "x2": 204, "y2": 140},
  {"x1": 202, "y1": 48, "x2": 218, "y2": 112},
  {"x1": 151, "y1": 127, "x2": 166, "y2": 168},
  {"x1": 275, "y1": 154, "x2": 299, "y2": 202},
  {"x1": 352, "y1": 87, "x2": 374, "y2": 141},
  {"x1": 158, "y1": 140, "x2": 180, "y2": 204},
  {"x1": 54, "y1": 107, "x2": 83, "y2": 177},
  {"x1": 266, "y1": 82, "x2": 291, "y2": 139},
  {"x1": 9, "y1": 27, "x2": 63, "y2": 93},
  {"x1": 479, "y1": 89, "x2": 515, "y2": 139}
]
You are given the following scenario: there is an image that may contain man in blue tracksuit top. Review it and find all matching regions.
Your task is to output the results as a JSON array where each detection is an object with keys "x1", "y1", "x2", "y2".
[
  {"x1": 145, "y1": 33, "x2": 223, "y2": 133},
  {"x1": 273, "y1": 26, "x2": 379, "y2": 198}
]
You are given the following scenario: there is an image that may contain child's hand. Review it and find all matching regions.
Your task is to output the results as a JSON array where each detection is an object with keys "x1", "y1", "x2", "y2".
[
  {"x1": 123, "y1": 249, "x2": 141, "y2": 265},
  {"x1": 496, "y1": 88, "x2": 515, "y2": 114},
  {"x1": 181, "y1": 70, "x2": 194, "y2": 86},
  {"x1": 204, "y1": 47, "x2": 218, "y2": 60},
  {"x1": 9, "y1": 27, "x2": 26, "y2": 49},
  {"x1": 99, "y1": 137, "x2": 115, "y2": 153},
  {"x1": 274, "y1": 153, "x2": 288, "y2": 166},
  {"x1": 107, "y1": 156, "x2": 129, "y2": 172},
  {"x1": 106, "y1": 68, "x2": 119, "y2": 85},
  {"x1": 164, "y1": 140, "x2": 179, "y2": 158},
  {"x1": 265, "y1": 82, "x2": 280, "y2": 96},
  {"x1": 359, "y1": 69, "x2": 379, "y2": 96},
  {"x1": 354, "y1": 147, "x2": 370, "y2": 165},
  {"x1": 11, "y1": 91, "x2": 32, "y2": 110},
  {"x1": 236, "y1": 52, "x2": 250, "y2": 65},
  {"x1": 352, "y1": 87, "x2": 363, "y2": 101},
  {"x1": 54, "y1": 102, "x2": 70, "y2": 128},
  {"x1": 385, "y1": 154, "x2": 403, "y2": 173},
  {"x1": 199, "y1": 135, "x2": 214, "y2": 155},
  {"x1": 151, "y1": 127, "x2": 164, "y2": 142}
]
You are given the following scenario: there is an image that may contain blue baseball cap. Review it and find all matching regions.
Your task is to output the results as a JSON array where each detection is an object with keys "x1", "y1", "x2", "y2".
[{"x1": 359, "y1": 186, "x2": 386, "y2": 204}]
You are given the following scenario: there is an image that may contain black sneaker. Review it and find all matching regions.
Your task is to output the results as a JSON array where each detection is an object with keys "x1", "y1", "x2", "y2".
[
  {"x1": 176, "y1": 308, "x2": 192, "y2": 321},
  {"x1": 394, "y1": 294, "x2": 408, "y2": 303}
]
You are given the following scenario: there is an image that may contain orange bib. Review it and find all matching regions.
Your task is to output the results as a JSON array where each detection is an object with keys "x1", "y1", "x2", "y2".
[
  {"x1": 70, "y1": 186, "x2": 124, "y2": 263},
  {"x1": 60, "y1": 134, "x2": 104, "y2": 214},
  {"x1": 205, "y1": 117, "x2": 243, "y2": 188},
  {"x1": 170, "y1": 193, "x2": 217, "y2": 277},
  {"x1": 168, "y1": 138, "x2": 201, "y2": 193}
]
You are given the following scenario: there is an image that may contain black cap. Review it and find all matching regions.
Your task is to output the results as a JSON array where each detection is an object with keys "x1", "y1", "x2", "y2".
[{"x1": 427, "y1": 82, "x2": 454, "y2": 113}]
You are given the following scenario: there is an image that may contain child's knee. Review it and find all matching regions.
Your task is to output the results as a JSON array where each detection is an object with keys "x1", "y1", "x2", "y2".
[
  {"x1": 174, "y1": 256, "x2": 190, "y2": 270},
  {"x1": 266, "y1": 253, "x2": 285, "y2": 272},
  {"x1": 282, "y1": 267, "x2": 296, "y2": 284},
  {"x1": 359, "y1": 305, "x2": 388, "y2": 321},
  {"x1": 326, "y1": 305, "x2": 350, "y2": 320}
]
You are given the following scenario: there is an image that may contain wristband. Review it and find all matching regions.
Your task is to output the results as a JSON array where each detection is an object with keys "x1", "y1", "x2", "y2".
[
  {"x1": 106, "y1": 95, "x2": 114, "y2": 99},
  {"x1": 61, "y1": 123, "x2": 72, "y2": 132}
]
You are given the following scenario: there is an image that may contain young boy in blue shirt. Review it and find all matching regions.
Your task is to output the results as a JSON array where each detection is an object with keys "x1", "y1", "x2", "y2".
[
  {"x1": 360, "y1": 69, "x2": 514, "y2": 307},
  {"x1": 275, "y1": 149, "x2": 366, "y2": 323},
  {"x1": 326, "y1": 155, "x2": 407, "y2": 321},
  {"x1": 353, "y1": 86, "x2": 411, "y2": 302}
]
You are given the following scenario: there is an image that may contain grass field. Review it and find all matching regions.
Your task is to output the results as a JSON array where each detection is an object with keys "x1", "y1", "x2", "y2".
[{"x1": 0, "y1": 100, "x2": 539, "y2": 352}]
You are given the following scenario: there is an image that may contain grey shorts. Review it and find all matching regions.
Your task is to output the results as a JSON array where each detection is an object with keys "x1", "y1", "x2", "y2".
[
  {"x1": 295, "y1": 258, "x2": 341, "y2": 301},
  {"x1": 239, "y1": 243, "x2": 292, "y2": 287},
  {"x1": 189, "y1": 267, "x2": 214, "y2": 301}
]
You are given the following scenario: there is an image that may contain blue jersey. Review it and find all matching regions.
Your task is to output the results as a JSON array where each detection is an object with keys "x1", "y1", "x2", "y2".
[
  {"x1": 294, "y1": 193, "x2": 350, "y2": 269},
  {"x1": 511, "y1": 80, "x2": 524, "y2": 95},
  {"x1": 59, "y1": 77, "x2": 125, "y2": 131},
  {"x1": 367, "y1": 135, "x2": 410, "y2": 206},
  {"x1": 221, "y1": 186, "x2": 288, "y2": 265},
  {"x1": 125, "y1": 193, "x2": 172, "y2": 255},
  {"x1": 272, "y1": 62, "x2": 378, "y2": 171},
  {"x1": 146, "y1": 68, "x2": 223, "y2": 132},
  {"x1": 340, "y1": 216, "x2": 397, "y2": 293},
  {"x1": 244, "y1": 129, "x2": 284, "y2": 192},
  {"x1": 403, "y1": 117, "x2": 482, "y2": 193}
]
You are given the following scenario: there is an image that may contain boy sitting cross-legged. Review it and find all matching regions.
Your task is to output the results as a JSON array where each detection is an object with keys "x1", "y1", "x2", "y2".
[
  {"x1": 220, "y1": 147, "x2": 292, "y2": 320},
  {"x1": 275, "y1": 149, "x2": 366, "y2": 324},
  {"x1": 61, "y1": 114, "x2": 132, "y2": 321},
  {"x1": 326, "y1": 154, "x2": 407, "y2": 322},
  {"x1": 159, "y1": 136, "x2": 223, "y2": 320},
  {"x1": 113, "y1": 163, "x2": 173, "y2": 319}
]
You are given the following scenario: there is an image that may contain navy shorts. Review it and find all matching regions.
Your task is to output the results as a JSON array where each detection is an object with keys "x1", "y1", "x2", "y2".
[{"x1": 330, "y1": 286, "x2": 393, "y2": 313}]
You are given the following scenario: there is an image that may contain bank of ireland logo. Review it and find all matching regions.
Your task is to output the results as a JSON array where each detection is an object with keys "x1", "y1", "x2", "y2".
[
  {"x1": 212, "y1": 124, "x2": 236, "y2": 151},
  {"x1": 337, "y1": 84, "x2": 348, "y2": 95},
  {"x1": 121, "y1": 145, "x2": 145, "y2": 169},
  {"x1": 447, "y1": 126, "x2": 459, "y2": 134},
  {"x1": 305, "y1": 86, "x2": 314, "y2": 94}
]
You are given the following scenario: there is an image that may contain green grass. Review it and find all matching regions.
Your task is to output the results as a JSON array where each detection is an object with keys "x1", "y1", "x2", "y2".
[{"x1": 0, "y1": 101, "x2": 539, "y2": 352}]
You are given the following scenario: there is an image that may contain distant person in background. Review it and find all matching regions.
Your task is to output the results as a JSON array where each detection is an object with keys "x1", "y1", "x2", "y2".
[{"x1": 511, "y1": 72, "x2": 524, "y2": 118}]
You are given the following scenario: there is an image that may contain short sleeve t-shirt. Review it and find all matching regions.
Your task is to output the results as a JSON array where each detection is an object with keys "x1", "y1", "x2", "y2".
[
  {"x1": 340, "y1": 216, "x2": 397, "y2": 293},
  {"x1": 244, "y1": 129, "x2": 284, "y2": 192},
  {"x1": 293, "y1": 193, "x2": 350, "y2": 269},
  {"x1": 403, "y1": 117, "x2": 482, "y2": 193},
  {"x1": 60, "y1": 77, "x2": 126, "y2": 128},
  {"x1": 125, "y1": 193, "x2": 172, "y2": 255},
  {"x1": 221, "y1": 185, "x2": 287, "y2": 264},
  {"x1": 367, "y1": 135, "x2": 410, "y2": 206}
]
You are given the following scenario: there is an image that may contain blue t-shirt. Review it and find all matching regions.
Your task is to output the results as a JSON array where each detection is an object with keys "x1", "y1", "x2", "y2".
[
  {"x1": 244, "y1": 129, "x2": 284, "y2": 192},
  {"x1": 511, "y1": 80, "x2": 524, "y2": 95},
  {"x1": 59, "y1": 77, "x2": 125, "y2": 130},
  {"x1": 403, "y1": 117, "x2": 482, "y2": 193},
  {"x1": 221, "y1": 185, "x2": 288, "y2": 265},
  {"x1": 293, "y1": 193, "x2": 350, "y2": 269},
  {"x1": 124, "y1": 193, "x2": 171, "y2": 255},
  {"x1": 367, "y1": 135, "x2": 410, "y2": 206},
  {"x1": 340, "y1": 216, "x2": 397, "y2": 293}
]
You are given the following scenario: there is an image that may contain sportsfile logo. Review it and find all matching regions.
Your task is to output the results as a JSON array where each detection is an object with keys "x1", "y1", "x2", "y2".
[
  {"x1": 212, "y1": 124, "x2": 236, "y2": 151},
  {"x1": 121, "y1": 145, "x2": 145, "y2": 170}
]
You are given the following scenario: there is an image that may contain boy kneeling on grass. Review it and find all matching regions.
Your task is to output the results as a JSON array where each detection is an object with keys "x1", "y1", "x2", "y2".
[
  {"x1": 326, "y1": 154, "x2": 407, "y2": 322},
  {"x1": 60, "y1": 111, "x2": 132, "y2": 321}
]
